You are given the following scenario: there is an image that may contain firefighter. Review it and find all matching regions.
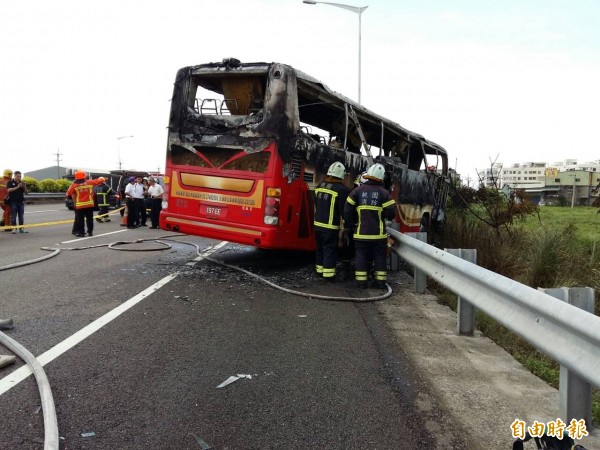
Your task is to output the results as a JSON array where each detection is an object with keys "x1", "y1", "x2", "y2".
[
  {"x1": 0, "y1": 169, "x2": 12, "y2": 230},
  {"x1": 343, "y1": 163, "x2": 395, "y2": 289},
  {"x1": 339, "y1": 171, "x2": 368, "y2": 279},
  {"x1": 314, "y1": 162, "x2": 349, "y2": 281},
  {"x1": 95, "y1": 180, "x2": 113, "y2": 223},
  {"x1": 66, "y1": 171, "x2": 106, "y2": 237}
]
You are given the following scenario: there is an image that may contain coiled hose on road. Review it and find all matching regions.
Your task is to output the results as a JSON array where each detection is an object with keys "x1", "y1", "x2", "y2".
[{"x1": 0, "y1": 233, "x2": 392, "y2": 449}]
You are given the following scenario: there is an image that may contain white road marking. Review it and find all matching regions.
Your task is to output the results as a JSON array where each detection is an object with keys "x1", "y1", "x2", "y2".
[
  {"x1": 0, "y1": 241, "x2": 227, "y2": 396},
  {"x1": 187, "y1": 240, "x2": 229, "y2": 265},
  {"x1": 60, "y1": 229, "x2": 127, "y2": 244}
]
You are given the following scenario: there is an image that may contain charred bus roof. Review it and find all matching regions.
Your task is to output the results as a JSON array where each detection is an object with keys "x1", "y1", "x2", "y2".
[{"x1": 182, "y1": 58, "x2": 447, "y2": 160}]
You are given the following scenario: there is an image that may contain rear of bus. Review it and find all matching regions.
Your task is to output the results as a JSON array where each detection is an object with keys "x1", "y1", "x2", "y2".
[{"x1": 160, "y1": 61, "x2": 315, "y2": 251}]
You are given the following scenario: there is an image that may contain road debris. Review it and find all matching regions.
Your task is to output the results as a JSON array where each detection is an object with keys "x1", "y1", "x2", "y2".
[
  {"x1": 0, "y1": 318, "x2": 14, "y2": 330},
  {"x1": 216, "y1": 374, "x2": 252, "y2": 388},
  {"x1": 0, "y1": 355, "x2": 16, "y2": 369},
  {"x1": 190, "y1": 433, "x2": 212, "y2": 449},
  {"x1": 81, "y1": 432, "x2": 96, "y2": 438}
]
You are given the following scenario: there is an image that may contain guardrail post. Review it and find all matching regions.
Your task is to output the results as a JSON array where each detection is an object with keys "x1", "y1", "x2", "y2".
[
  {"x1": 445, "y1": 249, "x2": 477, "y2": 336},
  {"x1": 406, "y1": 232, "x2": 427, "y2": 293},
  {"x1": 540, "y1": 287, "x2": 594, "y2": 429}
]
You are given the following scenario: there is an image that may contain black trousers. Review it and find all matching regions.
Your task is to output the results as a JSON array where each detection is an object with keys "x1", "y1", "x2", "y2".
[
  {"x1": 150, "y1": 198, "x2": 162, "y2": 227},
  {"x1": 126, "y1": 198, "x2": 137, "y2": 227},
  {"x1": 74, "y1": 207, "x2": 94, "y2": 235},
  {"x1": 354, "y1": 239, "x2": 388, "y2": 281},
  {"x1": 139, "y1": 198, "x2": 148, "y2": 225},
  {"x1": 315, "y1": 229, "x2": 339, "y2": 278}
]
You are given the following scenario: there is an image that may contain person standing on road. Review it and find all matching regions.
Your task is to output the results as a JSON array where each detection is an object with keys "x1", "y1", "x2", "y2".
[
  {"x1": 343, "y1": 163, "x2": 395, "y2": 289},
  {"x1": 314, "y1": 162, "x2": 349, "y2": 281},
  {"x1": 95, "y1": 180, "x2": 113, "y2": 223},
  {"x1": 124, "y1": 176, "x2": 144, "y2": 228},
  {"x1": 0, "y1": 169, "x2": 12, "y2": 231},
  {"x1": 6, "y1": 171, "x2": 29, "y2": 234},
  {"x1": 66, "y1": 171, "x2": 105, "y2": 237},
  {"x1": 146, "y1": 177, "x2": 164, "y2": 229}
]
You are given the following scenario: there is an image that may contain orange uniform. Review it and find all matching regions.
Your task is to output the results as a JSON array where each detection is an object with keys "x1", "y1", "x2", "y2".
[
  {"x1": 66, "y1": 178, "x2": 105, "y2": 209},
  {"x1": 0, "y1": 170, "x2": 12, "y2": 227}
]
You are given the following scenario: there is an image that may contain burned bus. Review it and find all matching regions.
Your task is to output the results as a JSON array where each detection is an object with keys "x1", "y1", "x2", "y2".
[{"x1": 160, "y1": 58, "x2": 449, "y2": 250}]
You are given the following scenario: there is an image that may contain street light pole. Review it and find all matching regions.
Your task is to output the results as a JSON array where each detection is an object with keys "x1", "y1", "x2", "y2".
[
  {"x1": 116, "y1": 135, "x2": 134, "y2": 170},
  {"x1": 303, "y1": 0, "x2": 368, "y2": 104}
]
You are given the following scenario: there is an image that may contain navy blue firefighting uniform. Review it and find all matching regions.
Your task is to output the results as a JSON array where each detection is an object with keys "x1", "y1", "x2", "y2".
[
  {"x1": 343, "y1": 180, "x2": 395, "y2": 286},
  {"x1": 314, "y1": 178, "x2": 349, "y2": 279}
]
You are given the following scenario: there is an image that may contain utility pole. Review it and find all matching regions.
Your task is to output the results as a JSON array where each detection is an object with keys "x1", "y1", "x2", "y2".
[{"x1": 54, "y1": 149, "x2": 63, "y2": 178}]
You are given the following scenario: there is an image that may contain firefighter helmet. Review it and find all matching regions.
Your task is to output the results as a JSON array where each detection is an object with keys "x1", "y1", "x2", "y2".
[
  {"x1": 327, "y1": 162, "x2": 345, "y2": 179},
  {"x1": 3, "y1": 169, "x2": 13, "y2": 177},
  {"x1": 366, "y1": 163, "x2": 385, "y2": 181},
  {"x1": 74, "y1": 170, "x2": 86, "y2": 180}
]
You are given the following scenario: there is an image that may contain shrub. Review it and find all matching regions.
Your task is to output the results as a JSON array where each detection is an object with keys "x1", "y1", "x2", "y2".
[
  {"x1": 37, "y1": 178, "x2": 59, "y2": 193},
  {"x1": 22, "y1": 177, "x2": 38, "y2": 192},
  {"x1": 56, "y1": 179, "x2": 71, "y2": 192}
]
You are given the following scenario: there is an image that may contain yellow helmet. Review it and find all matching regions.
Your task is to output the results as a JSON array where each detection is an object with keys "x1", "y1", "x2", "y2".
[{"x1": 3, "y1": 169, "x2": 13, "y2": 177}]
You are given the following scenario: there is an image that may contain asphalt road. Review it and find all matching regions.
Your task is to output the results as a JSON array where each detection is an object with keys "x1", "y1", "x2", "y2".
[{"x1": 0, "y1": 203, "x2": 467, "y2": 449}]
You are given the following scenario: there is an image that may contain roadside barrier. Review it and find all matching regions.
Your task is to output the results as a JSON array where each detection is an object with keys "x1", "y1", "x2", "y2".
[{"x1": 388, "y1": 228, "x2": 600, "y2": 428}]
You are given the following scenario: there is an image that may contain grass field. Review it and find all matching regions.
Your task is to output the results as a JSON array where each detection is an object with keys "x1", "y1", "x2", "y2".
[{"x1": 520, "y1": 206, "x2": 600, "y2": 244}]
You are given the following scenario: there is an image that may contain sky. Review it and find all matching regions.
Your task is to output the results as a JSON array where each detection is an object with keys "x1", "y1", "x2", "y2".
[{"x1": 1, "y1": 0, "x2": 599, "y2": 181}]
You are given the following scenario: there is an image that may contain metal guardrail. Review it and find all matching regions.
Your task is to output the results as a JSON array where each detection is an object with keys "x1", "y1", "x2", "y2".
[
  {"x1": 25, "y1": 193, "x2": 66, "y2": 199},
  {"x1": 388, "y1": 228, "x2": 600, "y2": 390}
]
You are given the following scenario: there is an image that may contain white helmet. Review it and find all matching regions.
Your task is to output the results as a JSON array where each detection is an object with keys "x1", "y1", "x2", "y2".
[
  {"x1": 327, "y1": 162, "x2": 346, "y2": 179},
  {"x1": 366, "y1": 163, "x2": 385, "y2": 181}
]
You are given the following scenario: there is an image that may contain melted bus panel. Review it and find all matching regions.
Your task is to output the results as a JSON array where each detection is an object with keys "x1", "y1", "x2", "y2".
[{"x1": 160, "y1": 58, "x2": 450, "y2": 249}]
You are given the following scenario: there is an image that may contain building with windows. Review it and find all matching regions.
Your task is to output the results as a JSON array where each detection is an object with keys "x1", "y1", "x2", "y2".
[{"x1": 477, "y1": 160, "x2": 600, "y2": 206}]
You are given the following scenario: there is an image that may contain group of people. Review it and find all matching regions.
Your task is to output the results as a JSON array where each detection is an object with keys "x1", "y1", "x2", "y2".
[
  {"x1": 67, "y1": 172, "x2": 164, "y2": 237},
  {"x1": 123, "y1": 175, "x2": 163, "y2": 229},
  {"x1": 314, "y1": 162, "x2": 395, "y2": 289},
  {"x1": 1, "y1": 169, "x2": 29, "y2": 233}
]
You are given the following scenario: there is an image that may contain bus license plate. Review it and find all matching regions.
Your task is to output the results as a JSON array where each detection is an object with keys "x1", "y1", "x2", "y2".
[{"x1": 201, "y1": 204, "x2": 227, "y2": 218}]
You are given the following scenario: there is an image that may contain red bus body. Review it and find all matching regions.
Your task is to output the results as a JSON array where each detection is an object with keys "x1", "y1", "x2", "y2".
[{"x1": 162, "y1": 143, "x2": 315, "y2": 250}]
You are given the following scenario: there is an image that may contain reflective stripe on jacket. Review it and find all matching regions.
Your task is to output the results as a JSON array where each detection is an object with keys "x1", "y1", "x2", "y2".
[
  {"x1": 343, "y1": 181, "x2": 395, "y2": 240},
  {"x1": 96, "y1": 185, "x2": 113, "y2": 207},
  {"x1": 66, "y1": 178, "x2": 105, "y2": 210},
  {"x1": 314, "y1": 179, "x2": 348, "y2": 231}
]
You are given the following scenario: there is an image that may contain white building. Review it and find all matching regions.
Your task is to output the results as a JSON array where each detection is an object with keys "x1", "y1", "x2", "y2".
[{"x1": 501, "y1": 162, "x2": 547, "y2": 189}]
